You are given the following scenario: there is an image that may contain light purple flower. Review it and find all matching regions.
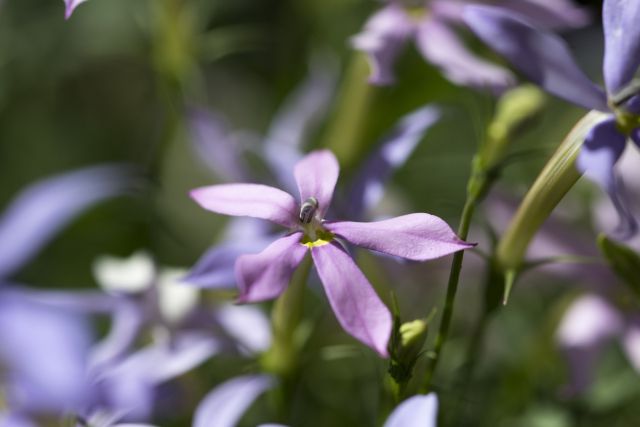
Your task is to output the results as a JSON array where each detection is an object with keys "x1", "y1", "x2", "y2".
[
  {"x1": 383, "y1": 393, "x2": 438, "y2": 427},
  {"x1": 465, "y1": 1, "x2": 640, "y2": 238},
  {"x1": 190, "y1": 150, "x2": 472, "y2": 356},
  {"x1": 351, "y1": 0, "x2": 589, "y2": 90},
  {"x1": 556, "y1": 294, "x2": 640, "y2": 395}
]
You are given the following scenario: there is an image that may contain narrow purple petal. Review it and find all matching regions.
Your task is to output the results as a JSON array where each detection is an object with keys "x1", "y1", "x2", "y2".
[
  {"x1": 235, "y1": 233, "x2": 308, "y2": 303},
  {"x1": 193, "y1": 375, "x2": 275, "y2": 427},
  {"x1": 0, "y1": 165, "x2": 133, "y2": 280},
  {"x1": 215, "y1": 304, "x2": 272, "y2": 355},
  {"x1": 186, "y1": 107, "x2": 249, "y2": 182},
  {"x1": 293, "y1": 150, "x2": 339, "y2": 218},
  {"x1": 577, "y1": 118, "x2": 637, "y2": 237},
  {"x1": 384, "y1": 393, "x2": 438, "y2": 427},
  {"x1": 0, "y1": 413, "x2": 37, "y2": 427},
  {"x1": 311, "y1": 242, "x2": 392, "y2": 357},
  {"x1": 64, "y1": 0, "x2": 87, "y2": 19},
  {"x1": 89, "y1": 299, "x2": 145, "y2": 371},
  {"x1": 190, "y1": 184, "x2": 298, "y2": 228},
  {"x1": 346, "y1": 105, "x2": 441, "y2": 219},
  {"x1": 416, "y1": 18, "x2": 515, "y2": 94},
  {"x1": 325, "y1": 214, "x2": 473, "y2": 261},
  {"x1": 464, "y1": 6, "x2": 609, "y2": 111},
  {"x1": 184, "y1": 239, "x2": 272, "y2": 289},
  {"x1": 493, "y1": 0, "x2": 591, "y2": 30},
  {"x1": 351, "y1": 4, "x2": 414, "y2": 85},
  {"x1": 603, "y1": 0, "x2": 640, "y2": 96},
  {"x1": 0, "y1": 292, "x2": 92, "y2": 413},
  {"x1": 263, "y1": 58, "x2": 337, "y2": 193}
]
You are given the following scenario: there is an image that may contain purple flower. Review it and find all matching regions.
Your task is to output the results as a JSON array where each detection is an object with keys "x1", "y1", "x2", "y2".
[
  {"x1": 556, "y1": 294, "x2": 640, "y2": 395},
  {"x1": 351, "y1": 0, "x2": 589, "y2": 91},
  {"x1": 190, "y1": 149, "x2": 472, "y2": 356},
  {"x1": 464, "y1": 1, "x2": 640, "y2": 238}
]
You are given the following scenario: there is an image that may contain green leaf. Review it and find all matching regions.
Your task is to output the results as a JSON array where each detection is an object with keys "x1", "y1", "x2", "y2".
[{"x1": 597, "y1": 233, "x2": 640, "y2": 298}]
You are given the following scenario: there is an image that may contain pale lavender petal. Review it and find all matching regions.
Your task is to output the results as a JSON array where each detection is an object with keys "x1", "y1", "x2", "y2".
[
  {"x1": 0, "y1": 165, "x2": 133, "y2": 280},
  {"x1": 89, "y1": 299, "x2": 145, "y2": 371},
  {"x1": 102, "y1": 332, "x2": 220, "y2": 385},
  {"x1": 0, "y1": 413, "x2": 37, "y2": 427},
  {"x1": 464, "y1": 6, "x2": 609, "y2": 111},
  {"x1": 493, "y1": 0, "x2": 590, "y2": 30},
  {"x1": 190, "y1": 184, "x2": 298, "y2": 228},
  {"x1": 383, "y1": 393, "x2": 438, "y2": 427},
  {"x1": 64, "y1": 0, "x2": 88, "y2": 19},
  {"x1": 556, "y1": 294, "x2": 622, "y2": 348},
  {"x1": 347, "y1": 105, "x2": 441, "y2": 219},
  {"x1": 263, "y1": 58, "x2": 337, "y2": 193},
  {"x1": 311, "y1": 242, "x2": 392, "y2": 357},
  {"x1": 235, "y1": 233, "x2": 308, "y2": 303},
  {"x1": 622, "y1": 326, "x2": 640, "y2": 373},
  {"x1": 193, "y1": 375, "x2": 275, "y2": 427},
  {"x1": 416, "y1": 18, "x2": 515, "y2": 94},
  {"x1": 184, "y1": 239, "x2": 272, "y2": 289},
  {"x1": 351, "y1": 4, "x2": 415, "y2": 85},
  {"x1": 0, "y1": 292, "x2": 92, "y2": 413},
  {"x1": 293, "y1": 150, "x2": 339, "y2": 218},
  {"x1": 603, "y1": 0, "x2": 640, "y2": 96},
  {"x1": 576, "y1": 118, "x2": 636, "y2": 237},
  {"x1": 187, "y1": 107, "x2": 249, "y2": 182},
  {"x1": 215, "y1": 304, "x2": 272, "y2": 354},
  {"x1": 325, "y1": 214, "x2": 473, "y2": 261},
  {"x1": 19, "y1": 290, "x2": 116, "y2": 314}
]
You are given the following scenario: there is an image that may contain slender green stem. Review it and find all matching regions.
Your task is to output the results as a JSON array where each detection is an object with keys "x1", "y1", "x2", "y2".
[{"x1": 422, "y1": 195, "x2": 478, "y2": 391}]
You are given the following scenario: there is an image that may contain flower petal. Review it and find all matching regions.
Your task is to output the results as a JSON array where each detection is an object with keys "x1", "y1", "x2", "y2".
[
  {"x1": 577, "y1": 118, "x2": 637, "y2": 238},
  {"x1": 186, "y1": 107, "x2": 250, "y2": 182},
  {"x1": 311, "y1": 242, "x2": 392, "y2": 357},
  {"x1": 92, "y1": 251, "x2": 155, "y2": 295},
  {"x1": 383, "y1": 393, "x2": 438, "y2": 427},
  {"x1": 0, "y1": 292, "x2": 92, "y2": 412},
  {"x1": 193, "y1": 375, "x2": 275, "y2": 427},
  {"x1": 184, "y1": 239, "x2": 272, "y2": 289},
  {"x1": 293, "y1": 150, "x2": 339, "y2": 218},
  {"x1": 492, "y1": 0, "x2": 591, "y2": 30},
  {"x1": 263, "y1": 58, "x2": 337, "y2": 193},
  {"x1": 235, "y1": 233, "x2": 308, "y2": 303},
  {"x1": 603, "y1": 0, "x2": 640, "y2": 96},
  {"x1": 416, "y1": 18, "x2": 515, "y2": 94},
  {"x1": 346, "y1": 105, "x2": 441, "y2": 219},
  {"x1": 0, "y1": 165, "x2": 133, "y2": 280},
  {"x1": 64, "y1": 0, "x2": 89, "y2": 19},
  {"x1": 556, "y1": 294, "x2": 622, "y2": 348},
  {"x1": 464, "y1": 5, "x2": 609, "y2": 111},
  {"x1": 351, "y1": 4, "x2": 414, "y2": 85},
  {"x1": 325, "y1": 214, "x2": 473, "y2": 261},
  {"x1": 190, "y1": 184, "x2": 298, "y2": 228},
  {"x1": 215, "y1": 304, "x2": 272, "y2": 355}
]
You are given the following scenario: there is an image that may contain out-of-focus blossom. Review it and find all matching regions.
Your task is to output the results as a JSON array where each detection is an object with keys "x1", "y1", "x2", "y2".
[
  {"x1": 0, "y1": 165, "x2": 134, "y2": 423},
  {"x1": 196, "y1": 382, "x2": 439, "y2": 427},
  {"x1": 556, "y1": 294, "x2": 640, "y2": 395},
  {"x1": 190, "y1": 150, "x2": 472, "y2": 356},
  {"x1": 351, "y1": 0, "x2": 588, "y2": 90},
  {"x1": 63, "y1": 0, "x2": 89, "y2": 20},
  {"x1": 464, "y1": 2, "x2": 640, "y2": 238},
  {"x1": 383, "y1": 393, "x2": 438, "y2": 427}
]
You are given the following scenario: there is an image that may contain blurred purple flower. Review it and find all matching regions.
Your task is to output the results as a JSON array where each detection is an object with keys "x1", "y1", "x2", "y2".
[
  {"x1": 464, "y1": 2, "x2": 640, "y2": 238},
  {"x1": 351, "y1": 0, "x2": 588, "y2": 91},
  {"x1": 556, "y1": 293, "x2": 640, "y2": 395},
  {"x1": 190, "y1": 149, "x2": 472, "y2": 356}
]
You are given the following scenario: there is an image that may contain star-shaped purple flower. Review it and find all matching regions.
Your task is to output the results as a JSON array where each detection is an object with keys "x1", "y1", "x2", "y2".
[
  {"x1": 351, "y1": 0, "x2": 589, "y2": 91},
  {"x1": 190, "y1": 149, "x2": 473, "y2": 356},
  {"x1": 465, "y1": 0, "x2": 640, "y2": 237}
]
